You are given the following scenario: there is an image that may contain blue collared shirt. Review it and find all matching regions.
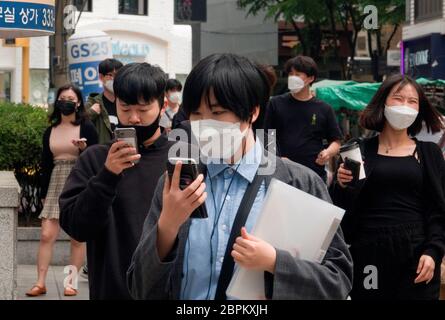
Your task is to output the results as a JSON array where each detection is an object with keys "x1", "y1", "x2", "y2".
[{"x1": 180, "y1": 139, "x2": 266, "y2": 300}]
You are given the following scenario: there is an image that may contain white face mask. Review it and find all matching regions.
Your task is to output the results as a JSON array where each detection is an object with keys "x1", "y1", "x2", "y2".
[
  {"x1": 384, "y1": 105, "x2": 419, "y2": 130},
  {"x1": 104, "y1": 80, "x2": 114, "y2": 93},
  {"x1": 288, "y1": 76, "x2": 305, "y2": 93},
  {"x1": 191, "y1": 119, "x2": 247, "y2": 160},
  {"x1": 169, "y1": 92, "x2": 181, "y2": 104}
]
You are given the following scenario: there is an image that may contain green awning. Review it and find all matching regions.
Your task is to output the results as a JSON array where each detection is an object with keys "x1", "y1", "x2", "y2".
[{"x1": 315, "y1": 78, "x2": 445, "y2": 111}]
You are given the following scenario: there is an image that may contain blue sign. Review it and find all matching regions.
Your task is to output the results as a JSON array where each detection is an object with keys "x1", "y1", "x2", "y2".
[
  {"x1": 0, "y1": 1, "x2": 55, "y2": 34},
  {"x1": 69, "y1": 61, "x2": 103, "y2": 103},
  {"x1": 68, "y1": 32, "x2": 113, "y2": 101}
]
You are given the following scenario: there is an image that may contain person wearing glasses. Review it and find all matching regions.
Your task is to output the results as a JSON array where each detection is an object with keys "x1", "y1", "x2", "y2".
[{"x1": 86, "y1": 58, "x2": 124, "y2": 144}]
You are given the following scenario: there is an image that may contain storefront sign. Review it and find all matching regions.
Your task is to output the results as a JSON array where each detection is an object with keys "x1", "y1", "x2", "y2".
[
  {"x1": 0, "y1": 0, "x2": 55, "y2": 38},
  {"x1": 68, "y1": 31, "x2": 113, "y2": 101},
  {"x1": 112, "y1": 40, "x2": 150, "y2": 63},
  {"x1": 409, "y1": 49, "x2": 429, "y2": 67}
]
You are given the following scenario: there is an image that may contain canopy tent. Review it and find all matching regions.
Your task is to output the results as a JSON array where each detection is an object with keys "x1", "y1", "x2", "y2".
[
  {"x1": 415, "y1": 78, "x2": 445, "y2": 86},
  {"x1": 315, "y1": 82, "x2": 380, "y2": 111},
  {"x1": 315, "y1": 78, "x2": 445, "y2": 111},
  {"x1": 311, "y1": 80, "x2": 356, "y2": 90}
]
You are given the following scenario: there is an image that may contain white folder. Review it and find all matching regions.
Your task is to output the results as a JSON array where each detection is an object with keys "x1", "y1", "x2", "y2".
[{"x1": 226, "y1": 178, "x2": 345, "y2": 300}]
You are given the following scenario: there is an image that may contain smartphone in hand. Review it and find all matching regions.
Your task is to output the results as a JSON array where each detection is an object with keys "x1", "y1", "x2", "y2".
[
  {"x1": 343, "y1": 157, "x2": 361, "y2": 186},
  {"x1": 114, "y1": 128, "x2": 139, "y2": 164},
  {"x1": 167, "y1": 157, "x2": 208, "y2": 219}
]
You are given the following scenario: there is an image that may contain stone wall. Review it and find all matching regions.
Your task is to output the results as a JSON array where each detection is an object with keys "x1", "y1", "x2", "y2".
[{"x1": 0, "y1": 171, "x2": 20, "y2": 300}]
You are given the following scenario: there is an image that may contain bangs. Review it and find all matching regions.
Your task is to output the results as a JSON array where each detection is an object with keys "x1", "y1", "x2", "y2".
[
  {"x1": 182, "y1": 54, "x2": 269, "y2": 121},
  {"x1": 114, "y1": 63, "x2": 166, "y2": 105}
]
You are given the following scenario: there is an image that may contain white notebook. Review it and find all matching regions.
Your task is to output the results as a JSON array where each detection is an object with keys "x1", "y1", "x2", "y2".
[{"x1": 226, "y1": 178, "x2": 345, "y2": 300}]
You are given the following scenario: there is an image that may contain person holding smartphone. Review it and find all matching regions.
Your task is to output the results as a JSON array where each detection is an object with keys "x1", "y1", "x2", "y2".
[
  {"x1": 127, "y1": 53, "x2": 353, "y2": 300},
  {"x1": 332, "y1": 74, "x2": 445, "y2": 300},
  {"x1": 59, "y1": 63, "x2": 180, "y2": 300},
  {"x1": 26, "y1": 84, "x2": 98, "y2": 297}
]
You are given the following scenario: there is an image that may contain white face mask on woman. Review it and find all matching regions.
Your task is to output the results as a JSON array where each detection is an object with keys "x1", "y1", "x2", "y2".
[
  {"x1": 288, "y1": 76, "x2": 305, "y2": 93},
  {"x1": 384, "y1": 105, "x2": 419, "y2": 130},
  {"x1": 191, "y1": 119, "x2": 247, "y2": 160}
]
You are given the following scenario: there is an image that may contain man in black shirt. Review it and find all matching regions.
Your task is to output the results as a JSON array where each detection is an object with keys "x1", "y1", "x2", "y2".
[
  {"x1": 264, "y1": 56, "x2": 342, "y2": 181},
  {"x1": 59, "y1": 63, "x2": 179, "y2": 300},
  {"x1": 86, "y1": 58, "x2": 123, "y2": 144}
]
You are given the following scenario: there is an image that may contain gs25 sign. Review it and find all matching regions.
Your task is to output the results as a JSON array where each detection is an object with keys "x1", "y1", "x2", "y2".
[{"x1": 69, "y1": 41, "x2": 110, "y2": 60}]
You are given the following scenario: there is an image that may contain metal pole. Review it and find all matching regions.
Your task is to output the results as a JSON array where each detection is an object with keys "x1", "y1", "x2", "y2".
[{"x1": 191, "y1": 22, "x2": 201, "y2": 66}]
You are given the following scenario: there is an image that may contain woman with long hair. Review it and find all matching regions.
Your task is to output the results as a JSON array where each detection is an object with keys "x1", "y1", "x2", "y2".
[
  {"x1": 333, "y1": 74, "x2": 445, "y2": 299},
  {"x1": 26, "y1": 84, "x2": 98, "y2": 297}
]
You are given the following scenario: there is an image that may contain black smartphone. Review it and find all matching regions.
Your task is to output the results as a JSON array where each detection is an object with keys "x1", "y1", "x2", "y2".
[
  {"x1": 114, "y1": 128, "x2": 139, "y2": 164},
  {"x1": 166, "y1": 157, "x2": 208, "y2": 219},
  {"x1": 343, "y1": 157, "x2": 361, "y2": 186}
]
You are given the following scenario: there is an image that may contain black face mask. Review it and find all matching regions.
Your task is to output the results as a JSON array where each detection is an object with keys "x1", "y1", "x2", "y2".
[
  {"x1": 117, "y1": 112, "x2": 161, "y2": 147},
  {"x1": 56, "y1": 100, "x2": 77, "y2": 116}
]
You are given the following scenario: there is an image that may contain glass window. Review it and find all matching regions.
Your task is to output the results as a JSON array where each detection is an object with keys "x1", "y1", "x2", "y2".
[
  {"x1": 0, "y1": 71, "x2": 11, "y2": 102},
  {"x1": 73, "y1": 0, "x2": 93, "y2": 12},
  {"x1": 30, "y1": 69, "x2": 49, "y2": 106},
  {"x1": 415, "y1": 0, "x2": 442, "y2": 21},
  {"x1": 119, "y1": 0, "x2": 148, "y2": 15}
]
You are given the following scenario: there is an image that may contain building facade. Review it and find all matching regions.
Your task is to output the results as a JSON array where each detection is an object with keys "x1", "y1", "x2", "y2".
[
  {"x1": 403, "y1": 0, "x2": 445, "y2": 79},
  {"x1": 0, "y1": 36, "x2": 50, "y2": 105},
  {"x1": 200, "y1": 0, "x2": 278, "y2": 66},
  {"x1": 74, "y1": 0, "x2": 192, "y2": 82}
]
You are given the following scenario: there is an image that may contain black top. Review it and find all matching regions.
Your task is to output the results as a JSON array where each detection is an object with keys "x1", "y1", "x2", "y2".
[
  {"x1": 359, "y1": 152, "x2": 424, "y2": 227},
  {"x1": 172, "y1": 106, "x2": 188, "y2": 130},
  {"x1": 59, "y1": 134, "x2": 180, "y2": 300},
  {"x1": 331, "y1": 136, "x2": 445, "y2": 263},
  {"x1": 103, "y1": 95, "x2": 117, "y2": 131},
  {"x1": 264, "y1": 93, "x2": 342, "y2": 179},
  {"x1": 40, "y1": 120, "x2": 98, "y2": 199}
]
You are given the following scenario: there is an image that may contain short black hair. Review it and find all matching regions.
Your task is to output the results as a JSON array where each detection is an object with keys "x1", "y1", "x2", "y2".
[
  {"x1": 49, "y1": 84, "x2": 87, "y2": 126},
  {"x1": 113, "y1": 62, "x2": 167, "y2": 108},
  {"x1": 98, "y1": 58, "x2": 123, "y2": 76},
  {"x1": 360, "y1": 74, "x2": 444, "y2": 135},
  {"x1": 166, "y1": 79, "x2": 183, "y2": 92},
  {"x1": 182, "y1": 53, "x2": 271, "y2": 129},
  {"x1": 284, "y1": 55, "x2": 318, "y2": 84}
]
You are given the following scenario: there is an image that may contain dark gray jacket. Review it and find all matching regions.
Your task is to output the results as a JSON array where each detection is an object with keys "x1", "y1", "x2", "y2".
[{"x1": 127, "y1": 152, "x2": 353, "y2": 300}]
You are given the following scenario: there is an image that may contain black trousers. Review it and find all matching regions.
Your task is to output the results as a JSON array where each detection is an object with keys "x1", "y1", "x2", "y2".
[{"x1": 350, "y1": 222, "x2": 441, "y2": 300}]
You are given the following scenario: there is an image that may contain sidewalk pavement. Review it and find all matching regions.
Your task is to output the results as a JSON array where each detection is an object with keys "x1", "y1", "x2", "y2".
[{"x1": 17, "y1": 265, "x2": 89, "y2": 300}]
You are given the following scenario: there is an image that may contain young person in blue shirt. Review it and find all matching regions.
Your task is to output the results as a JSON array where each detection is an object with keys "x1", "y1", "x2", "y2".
[{"x1": 127, "y1": 53, "x2": 353, "y2": 300}]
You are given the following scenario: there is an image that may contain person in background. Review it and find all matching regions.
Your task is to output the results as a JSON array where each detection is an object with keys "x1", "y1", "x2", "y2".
[
  {"x1": 333, "y1": 74, "x2": 445, "y2": 300},
  {"x1": 264, "y1": 56, "x2": 342, "y2": 182},
  {"x1": 26, "y1": 84, "x2": 98, "y2": 297},
  {"x1": 160, "y1": 79, "x2": 183, "y2": 133},
  {"x1": 86, "y1": 58, "x2": 124, "y2": 144}
]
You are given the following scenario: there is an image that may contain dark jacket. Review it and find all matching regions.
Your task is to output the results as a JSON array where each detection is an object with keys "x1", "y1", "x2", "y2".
[
  {"x1": 331, "y1": 136, "x2": 445, "y2": 263},
  {"x1": 40, "y1": 120, "x2": 98, "y2": 199},
  {"x1": 127, "y1": 151, "x2": 353, "y2": 300},
  {"x1": 86, "y1": 93, "x2": 113, "y2": 144},
  {"x1": 59, "y1": 134, "x2": 179, "y2": 300}
]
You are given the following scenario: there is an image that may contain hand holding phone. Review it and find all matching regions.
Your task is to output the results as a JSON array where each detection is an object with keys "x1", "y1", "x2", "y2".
[
  {"x1": 166, "y1": 158, "x2": 208, "y2": 219},
  {"x1": 71, "y1": 138, "x2": 88, "y2": 150},
  {"x1": 343, "y1": 157, "x2": 361, "y2": 186},
  {"x1": 104, "y1": 140, "x2": 141, "y2": 175},
  {"x1": 114, "y1": 128, "x2": 140, "y2": 164}
]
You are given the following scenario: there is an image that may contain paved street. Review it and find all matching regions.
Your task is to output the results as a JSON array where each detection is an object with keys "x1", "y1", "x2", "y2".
[{"x1": 17, "y1": 265, "x2": 89, "y2": 300}]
